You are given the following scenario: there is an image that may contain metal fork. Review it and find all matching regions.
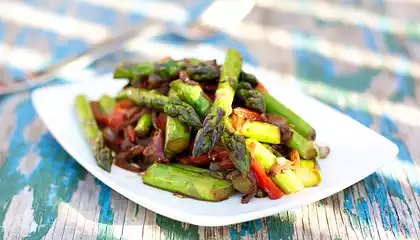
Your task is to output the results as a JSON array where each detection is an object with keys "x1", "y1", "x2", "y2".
[{"x1": 0, "y1": 0, "x2": 255, "y2": 96}]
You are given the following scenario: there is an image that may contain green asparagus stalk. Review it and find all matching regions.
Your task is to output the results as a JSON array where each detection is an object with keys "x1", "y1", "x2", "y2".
[
  {"x1": 169, "y1": 78, "x2": 212, "y2": 118},
  {"x1": 164, "y1": 116, "x2": 191, "y2": 158},
  {"x1": 231, "y1": 174, "x2": 254, "y2": 194},
  {"x1": 262, "y1": 144, "x2": 283, "y2": 157},
  {"x1": 261, "y1": 91, "x2": 316, "y2": 140},
  {"x1": 294, "y1": 159, "x2": 322, "y2": 187},
  {"x1": 193, "y1": 49, "x2": 243, "y2": 156},
  {"x1": 135, "y1": 111, "x2": 152, "y2": 137},
  {"x1": 239, "y1": 71, "x2": 259, "y2": 88},
  {"x1": 221, "y1": 131, "x2": 251, "y2": 175},
  {"x1": 246, "y1": 139, "x2": 303, "y2": 194},
  {"x1": 75, "y1": 95, "x2": 113, "y2": 172},
  {"x1": 163, "y1": 89, "x2": 191, "y2": 158},
  {"x1": 142, "y1": 163, "x2": 235, "y2": 202},
  {"x1": 236, "y1": 82, "x2": 266, "y2": 113},
  {"x1": 240, "y1": 121, "x2": 281, "y2": 144},
  {"x1": 99, "y1": 94, "x2": 116, "y2": 115},
  {"x1": 238, "y1": 119, "x2": 318, "y2": 160},
  {"x1": 288, "y1": 129, "x2": 318, "y2": 160},
  {"x1": 116, "y1": 88, "x2": 202, "y2": 128},
  {"x1": 171, "y1": 163, "x2": 223, "y2": 179},
  {"x1": 114, "y1": 58, "x2": 220, "y2": 82}
]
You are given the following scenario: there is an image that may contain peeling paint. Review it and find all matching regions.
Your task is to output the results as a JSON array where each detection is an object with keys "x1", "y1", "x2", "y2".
[
  {"x1": 230, "y1": 220, "x2": 262, "y2": 239},
  {"x1": 24, "y1": 133, "x2": 86, "y2": 239},
  {"x1": 343, "y1": 188, "x2": 361, "y2": 231},
  {"x1": 155, "y1": 215, "x2": 199, "y2": 240},
  {"x1": 266, "y1": 212, "x2": 295, "y2": 240},
  {"x1": 95, "y1": 179, "x2": 114, "y2": 240}
]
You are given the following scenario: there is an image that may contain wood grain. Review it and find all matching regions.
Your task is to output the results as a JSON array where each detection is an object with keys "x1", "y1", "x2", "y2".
[{"x1": 1, "y1": 0, "x2": 420, "y2": 239}]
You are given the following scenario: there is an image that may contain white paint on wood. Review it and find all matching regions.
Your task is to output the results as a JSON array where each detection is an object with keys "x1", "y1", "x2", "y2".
[
  {"x1": 0, "y1": 1, "x2": 110, "y2": 43},
  {"x1": 76, "y1": 0, "x2": 188, "y2": 24},
  {"x1": 3, "y1": 186, "x2": 34, "y2": 239},
  {"x1": 256, "y1": 0, "x2": 420, "y2": 39}
]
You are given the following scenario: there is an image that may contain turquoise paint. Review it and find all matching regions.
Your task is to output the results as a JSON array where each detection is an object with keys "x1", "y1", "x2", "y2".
[
  {"x1": 230, "y1": 220, "x2": 262, "y2": 239},
  {"x1": 155, "y1": 215, "x2": 199, "y2": 240},
  {"x1": 135, "y1": 204, "x2": 140, "y2": 217},
  {"x1": 380, "y1": 113, "x2": 420, "y2": 216},
  {"x1": 75, "y1": 2, "x2": 117, "y2": 27},
  {"x1": 343, "y1": 188, "x2": 362, "y2": 231},
  {"x1": 333, "y1": 107, "x2": 401, "y2": 237},
  {"x1": 379, "y1": 115, "x2": 420, "y2": 197},
  {"x1": 12, "y1": 26, "x2": 88, "y2": 67},
  {"x1": 230, "y1": 226, "x2": 239, "y2": 240},
  {"x1": 364, "y1": 174, "x2": 400, "y2": 236},
  {"x1": 266, "y1": 212, "x2": 295, "y2": 240},
  {"x1": 25, "y1": 133, "x2": 86, "y2": 240},
  {"x1": 360, "y1": 26, "x2": 379, "y2": 52},
  {"x1": 357, "y1": 198, "x2": 374, "y2": 239},
  {"x1": 0, "y1": 98, "x2": 34, "y2": 238},
  {"x1": 294, "y1": 49, "x2": 380, "y2": 93},
  {"x1": 383, "y1": 32, "x2": 415, "y2": 101},
  {"x1": 0, "y1": 96, "x2": 86, "y2": 239},
  {"x1": 4, "y1": 67, "x2": 25, "y2": 82},
  {"x1": 95, "y1": 179, "x2": 114, "y2": 240}
]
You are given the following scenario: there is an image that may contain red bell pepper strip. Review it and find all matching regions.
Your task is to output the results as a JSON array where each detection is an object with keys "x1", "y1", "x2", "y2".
[
  {"x1": 233, "y1": 107, "x2": 266, "y2": 122},
  {"x1": 251, "y1": 157, "x2": 284, "y2": 199},
  {"x1": 108, "y1": 109, "x2": 125, "y2": 130},
  {"x1": 232, "y1": 107, "x2": 267, "y2": 132},
  {"x1": 125, "y1": 125, "x2": 136, "y2": 143},
  {"x1": 256, "y1": 83, "x2": 268, "y2": 93},
  {"x1": 115, "y1": 99, "x2": 135, "y2": 110}
]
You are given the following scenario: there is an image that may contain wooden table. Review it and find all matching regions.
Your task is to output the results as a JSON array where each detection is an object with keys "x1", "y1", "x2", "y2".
[{"x1": 1, "y1": 0, "x2": 420, "y2": 239}]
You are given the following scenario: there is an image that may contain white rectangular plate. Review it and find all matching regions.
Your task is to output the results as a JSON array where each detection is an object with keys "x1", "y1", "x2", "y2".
[{"x1": 32, "y1": 59, "x2": 398, "y2": 227}]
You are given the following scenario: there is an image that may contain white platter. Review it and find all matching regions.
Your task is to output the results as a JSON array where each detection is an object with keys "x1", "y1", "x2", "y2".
[{"x1": 32, "y1": 55, "x2": 398, "y2": 227}]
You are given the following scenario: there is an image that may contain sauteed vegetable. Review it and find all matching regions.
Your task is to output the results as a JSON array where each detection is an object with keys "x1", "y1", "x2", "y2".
[{"x1": 75, "y1": 49, "x2": 329, "y2": 203}]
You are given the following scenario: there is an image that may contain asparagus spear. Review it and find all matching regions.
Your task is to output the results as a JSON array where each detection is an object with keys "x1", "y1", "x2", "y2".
[
  {"x1": 240, "y1": 121, "x2": 281, "y2": 144},
  {"x1": 164, "y1": 116, "x2": 191, "y2": 158},
  {"x1": 246, "y1": 139, "x2": 303, "y2": 194},
  {"x1": 142, "y1": 163, "x2": 235, "y2": 202},
  {"x1": 288, "y1": 129, "x2": 318, "y2": 160},
  {"x1": 239, "y1": 72, "x2": 259, "y2": 88},
  {"x1": 261, "y1": 91, "x2": 316, "y2": 140},
  {"x1": 114, "y1": 58, "x2": 220, "y2": 82},
  {"x1": 262, "y1": 144, "x2": 283, "y2": 157},
  {"x1": 294, "y1": 159, "x2": 322, "y2": 187},
  {"x1": 99, "y1": 94, "x2": 116, "y2": 115},
  {"x1": 193, "y1": 49, "x2": 243, "y2": 156},
  {"x1": 236, "y1": 119, "x2": 318, "y2": 160},
  {"x1": 221, "y1": 131, "x2": 251, "y2": 175},
  {"x1": 75, "y1": 95, "x2": 113, "y2": 172},
  {"x1": 169, "y1": 77, "x2": 212, "y2": 118},
  {"x1": 171, "y1": 163, "x2": 223, "y2": 179},
  {"x1": 134, "y1": 111, "x2": 152, "y2": 137},
  {"x1": 236, "y1": 82, "x2": 266, "y2": 113},
  {"x1": 116, "y1": 88, "x2": 202, "y2": 127},
  {"x1": 163, "y1": 89, "x2": 191, "y2": 158}
]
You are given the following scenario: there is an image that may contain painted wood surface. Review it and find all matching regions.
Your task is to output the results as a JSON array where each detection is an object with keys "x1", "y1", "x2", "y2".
[{"x1": 1, "y1": 0, "x2": 420, "y2": 239}]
